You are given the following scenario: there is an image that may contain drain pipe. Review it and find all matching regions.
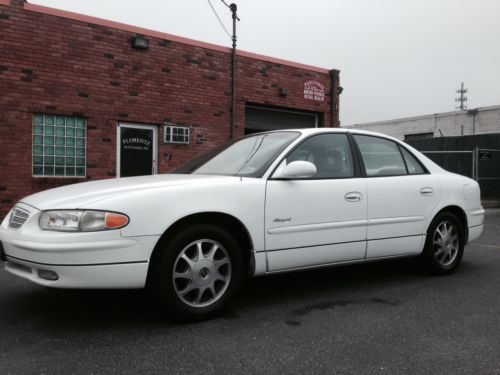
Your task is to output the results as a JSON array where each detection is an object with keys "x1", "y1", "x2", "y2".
[
  {"x1": 329, "y1": 70, "x2": 341, "y2": 127},
  {"x1": 230, "y1": 3, "x2": 239, "y2": 138},
  {"x1": 467, "y1": 108, "x2": 478, "y2": 135}
]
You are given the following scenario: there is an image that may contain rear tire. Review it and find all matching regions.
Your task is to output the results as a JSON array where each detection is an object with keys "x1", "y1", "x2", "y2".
[
  {"x1": 149, "y1": 224, "x2": 244, "y2": 321},
  {"x1": 421, "y1": 211, "x2": 464, "y2": 275}
]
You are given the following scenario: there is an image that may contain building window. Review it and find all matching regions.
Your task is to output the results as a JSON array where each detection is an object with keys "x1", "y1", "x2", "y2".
[
  {"x1": 404, "y1": 132, "x2": 434, "y2": 141},
  {"x1": 164, "y1": 125, "x2": 190, "y2": 144},
  {"x1": 32, "y1": 113, "x2": 86, "y2": 177}
]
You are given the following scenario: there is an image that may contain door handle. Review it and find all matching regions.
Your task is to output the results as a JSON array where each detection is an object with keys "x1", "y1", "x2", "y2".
[
  {"x1": 344, "y1": 192, "x2": 362, "y2": 202},
  {"x1": 420, "y1": 187, "x2": 433, "y2": 196}
]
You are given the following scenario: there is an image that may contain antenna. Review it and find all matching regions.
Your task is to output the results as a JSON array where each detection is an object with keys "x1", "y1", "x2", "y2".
[{"x1": 455, "y1": 82, "x2": 468, "y2": 111}]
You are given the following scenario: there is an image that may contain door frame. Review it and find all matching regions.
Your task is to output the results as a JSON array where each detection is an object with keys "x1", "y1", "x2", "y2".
[{"x1": 116, "y1": 123, "x2": 158, "y2": 178}]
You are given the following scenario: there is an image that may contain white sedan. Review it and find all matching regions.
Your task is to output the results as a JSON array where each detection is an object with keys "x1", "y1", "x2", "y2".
[{"x1": 0, "y1": 129, "x2": 484, "y2": 319}]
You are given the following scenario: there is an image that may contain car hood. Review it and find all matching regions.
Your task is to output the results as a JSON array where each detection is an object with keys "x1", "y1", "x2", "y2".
[{"x1": 20, "y1": 174, "x2": 241, "y2": 210}]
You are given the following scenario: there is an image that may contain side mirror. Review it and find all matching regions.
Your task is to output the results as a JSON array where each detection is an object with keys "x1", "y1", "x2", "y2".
[{"x1": 274, "y1": 161, "x2": 317, "y2": 179}]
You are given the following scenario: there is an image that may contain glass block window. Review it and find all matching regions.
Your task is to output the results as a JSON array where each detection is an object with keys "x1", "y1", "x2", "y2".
[
  {"x1": 32, "y1": 113, "x2": 86, "y2": 177},
  {"x1": 164, "y1": 125, "x2": 190, "y2": 144}
]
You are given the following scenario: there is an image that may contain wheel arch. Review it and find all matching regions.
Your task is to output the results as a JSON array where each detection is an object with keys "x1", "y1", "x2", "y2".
[
  {"x1": 433, "y1": 205, "x2": 469, "y2": 243},
  {"x1": 147, "y1": 212, "x2": 255, "y2": 282}
]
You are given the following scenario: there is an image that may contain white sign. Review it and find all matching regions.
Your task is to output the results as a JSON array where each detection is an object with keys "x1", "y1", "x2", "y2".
[{"x1": 304, "y1": 80, "x2": 325, "y2": 102}]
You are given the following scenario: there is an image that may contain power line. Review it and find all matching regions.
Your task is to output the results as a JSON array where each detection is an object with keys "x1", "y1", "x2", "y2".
[{"x1": 207, "y1": 0, "x2": 231, "y2": 39}]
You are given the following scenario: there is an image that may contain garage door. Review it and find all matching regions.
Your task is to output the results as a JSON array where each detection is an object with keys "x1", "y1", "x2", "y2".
[{"x1": 245, "y1": 106, "x2": 318, "y2": 134}]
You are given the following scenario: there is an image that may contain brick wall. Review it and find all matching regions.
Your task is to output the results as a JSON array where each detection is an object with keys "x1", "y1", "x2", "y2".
[{"x1": 0, "y1": 1, "x2": 338, "y2": 219}]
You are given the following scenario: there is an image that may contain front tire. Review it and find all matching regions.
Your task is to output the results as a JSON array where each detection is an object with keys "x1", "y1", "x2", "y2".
[
  {"x1": 149, "y1": 224, "x2": 244, "y2": 320},
  {"x1": 421, "y1": 211, "x2": 464, "y2": 275}
]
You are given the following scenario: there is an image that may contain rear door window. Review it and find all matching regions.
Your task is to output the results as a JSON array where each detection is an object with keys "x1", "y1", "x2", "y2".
[{"x1": 354, "y1": 135, "x2": 407, "y2": 177}]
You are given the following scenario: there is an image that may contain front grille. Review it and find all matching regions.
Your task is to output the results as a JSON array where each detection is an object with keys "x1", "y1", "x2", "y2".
[
  {"x1": 8, "y1": 207, "x2": 30, "y2": 229},
  {"x1": 9, "y1": 262, "x2": 33, "y2": 274}
]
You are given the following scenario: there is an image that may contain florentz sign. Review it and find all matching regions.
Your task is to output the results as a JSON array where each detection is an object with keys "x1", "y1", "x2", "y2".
[
  {"x1": 122, "y1": 137, "x2": 151, "y2": 151},
  {"x1": 304, "y1": 80, "x2": 325, "y2": 102}
]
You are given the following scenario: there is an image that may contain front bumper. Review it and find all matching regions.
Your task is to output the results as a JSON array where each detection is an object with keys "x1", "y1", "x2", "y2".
[
  {"x1": 0, "y1": 203, "x2": 160, "y2": 288},
  {"x1": 3, "y1": 257, "x2": 149, "y2": 288}
]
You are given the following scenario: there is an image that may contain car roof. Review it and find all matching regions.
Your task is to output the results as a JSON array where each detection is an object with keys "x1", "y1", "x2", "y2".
[
  {"x1": 282, "y1": 128, "x2": 444, "y2": 174},
  {"x1": 264, "y1": 127, "x2": 403, "y2": 143}
]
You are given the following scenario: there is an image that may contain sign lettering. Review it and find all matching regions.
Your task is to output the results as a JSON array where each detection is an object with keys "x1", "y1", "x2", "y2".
[
  {"x1": 122, "y1": 137, "x2": 151, "y2": 151},
  {"x1": 304, "y1": 80, "x2": 325, "y2": 102}
]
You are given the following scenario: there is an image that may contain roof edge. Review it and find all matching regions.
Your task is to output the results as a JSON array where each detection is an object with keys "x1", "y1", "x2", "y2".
[
  {"x1": 24, "y1": 2, "x2": 231, "y2": 53},
  {"x1": 24, "y1": 2, "x2": 332, "y2": 74},
  {"x1": 236, "y1": 50, "x2": 330, "y2": 74},
  {"x1": 345, "y1": 104, "x2": 500, "y2": 128}
]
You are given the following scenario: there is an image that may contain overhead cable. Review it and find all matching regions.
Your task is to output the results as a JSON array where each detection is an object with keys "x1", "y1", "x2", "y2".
[{"x1": 207, "y1": 0, "x2": 232, "y2": 39}]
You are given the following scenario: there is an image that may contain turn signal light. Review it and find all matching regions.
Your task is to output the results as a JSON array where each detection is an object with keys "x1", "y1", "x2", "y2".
[{"x1": 105, "y1": 213, "x2": 129, "y2": 229}]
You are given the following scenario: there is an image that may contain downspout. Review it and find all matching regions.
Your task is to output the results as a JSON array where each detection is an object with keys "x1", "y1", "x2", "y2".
[
  {"x1": 230, "y1": 3, "x2": 238, "y2": 138},
  {"x1": 468, "y1": 108, "x2": 478, "y2": 135},
  {"x1": 329, "y1": 70, "x2": 340, "y2": 127}
]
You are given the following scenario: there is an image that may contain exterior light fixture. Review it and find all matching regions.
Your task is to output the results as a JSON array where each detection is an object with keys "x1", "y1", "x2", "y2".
[
  {"x1": 131, "y1": 35, "x2": 149, "y2": 50},
  {"x1": 280, "y1": 88, "x2": 288, "y2": 97}
]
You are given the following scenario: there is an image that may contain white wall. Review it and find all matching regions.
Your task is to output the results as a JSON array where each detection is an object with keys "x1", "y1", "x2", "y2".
[{"x1": 344, "y1": 105, "x2": 500, "y2": 140}]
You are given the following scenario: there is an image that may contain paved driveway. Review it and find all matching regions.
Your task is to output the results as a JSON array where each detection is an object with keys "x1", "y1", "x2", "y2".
[{"x1": 1, "y1": 210, "x2": 499, "y2": 374}]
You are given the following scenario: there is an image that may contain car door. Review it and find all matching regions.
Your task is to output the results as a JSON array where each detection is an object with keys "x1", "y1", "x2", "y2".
[
  {"x1": 264, "y1": 133, "x2": 368, "y2": 272},
  {"x1": 352, "y1": 134, "x2": 442, "y2": 258}
]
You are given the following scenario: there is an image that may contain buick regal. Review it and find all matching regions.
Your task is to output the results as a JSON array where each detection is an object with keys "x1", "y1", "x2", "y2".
[{"x1": 0, "y1": 129, "x2": 485, "y2": 319}]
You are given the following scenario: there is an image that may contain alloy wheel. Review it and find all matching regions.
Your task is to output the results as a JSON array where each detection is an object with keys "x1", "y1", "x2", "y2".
[
  {"x1": 432, "y1": 220, "x2": 459, "y2": 267},
  {"x1": 172, "y1": 239, "x2": 232, "y2": 308}
]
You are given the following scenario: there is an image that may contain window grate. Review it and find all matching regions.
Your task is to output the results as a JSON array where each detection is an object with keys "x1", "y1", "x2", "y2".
[
  {"x1": 164, "y1": 125, "x2": 190, "y2": 144},
  {"x1": 32, "y1": 113, "x2": 86, "y2": 177}
]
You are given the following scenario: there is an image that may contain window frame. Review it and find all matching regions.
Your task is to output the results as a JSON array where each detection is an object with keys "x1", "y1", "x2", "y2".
[
  {"x1": 164, "y1": 125, "x2": 190, "y2": 145},
  {"x1": 269, "y1": 132, "x2": 361, "y2": 180},
  {"x1": 351, "y1": 133, "x2": 429, "y2": 178},
  {"x1": 32, "y1": 113, "x2": 87, "y2": 178}
]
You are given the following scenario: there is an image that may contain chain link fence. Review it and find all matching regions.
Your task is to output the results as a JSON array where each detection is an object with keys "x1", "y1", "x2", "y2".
[
  {"x1": 421, "y1": 150, "x2": 475, "y2": 179},
  {"x1": 407, "y1": 134, "x2": 500, "y2": 202},
  {"x1": 475, "y1": 148, "x2": 500, "y2": 200},
  {"x1": 420, "y1": 148, "x2": 500, "y2": 201}
]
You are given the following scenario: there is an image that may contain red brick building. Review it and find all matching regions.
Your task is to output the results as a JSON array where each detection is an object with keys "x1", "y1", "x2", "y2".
[{"x1": 0, "y1": 0, "x2": 341, "y2": 219}]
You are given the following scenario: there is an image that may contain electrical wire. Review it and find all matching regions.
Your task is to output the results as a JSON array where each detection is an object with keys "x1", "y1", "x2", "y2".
[{"x1": 207, "y1": 0, "x2": 232, "y2": 39}]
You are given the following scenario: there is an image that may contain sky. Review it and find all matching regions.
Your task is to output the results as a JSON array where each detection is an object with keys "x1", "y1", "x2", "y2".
[{"x1": 30, "y1": 0, "x2": 500, "y2": 125}]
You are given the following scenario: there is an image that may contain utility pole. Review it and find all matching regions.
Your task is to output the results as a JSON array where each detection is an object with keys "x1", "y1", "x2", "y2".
[{"x1": 455, "y1": 82, "x2": 468, "y2": 111}]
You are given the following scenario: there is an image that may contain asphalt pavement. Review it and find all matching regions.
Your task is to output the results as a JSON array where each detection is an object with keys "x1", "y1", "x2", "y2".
[{"x1": 1, "y1": 210, "x2": 499, "y2": 374}]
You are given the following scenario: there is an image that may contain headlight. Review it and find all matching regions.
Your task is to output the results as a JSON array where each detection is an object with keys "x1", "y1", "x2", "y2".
[{"x1": 39, "y1": 210, "x2": 129, "y2": 232}]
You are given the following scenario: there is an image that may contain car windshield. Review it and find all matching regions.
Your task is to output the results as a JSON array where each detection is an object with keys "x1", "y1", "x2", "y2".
[{"x1": 171, "y1": 131, "x2": 300, "y2": 177}]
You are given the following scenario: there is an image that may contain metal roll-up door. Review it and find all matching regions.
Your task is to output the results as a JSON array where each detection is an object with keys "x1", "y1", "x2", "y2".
[{"x1": 245, "y1": 106, "x2": 318, "y2": 134}]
